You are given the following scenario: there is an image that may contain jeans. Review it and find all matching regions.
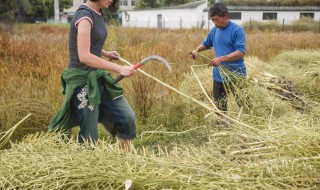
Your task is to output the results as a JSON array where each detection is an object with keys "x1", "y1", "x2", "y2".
[{"x1": 71, "y1": 78, "x2": 136, "y2": 144}]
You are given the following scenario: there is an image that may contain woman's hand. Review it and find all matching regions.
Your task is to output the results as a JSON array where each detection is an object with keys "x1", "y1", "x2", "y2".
[
  {"x1": 119, "y1": 66, "x2": 135, "y2": 77},
  {"x1": 106, "y1": 51, "x2": 120, "y2": 60}
]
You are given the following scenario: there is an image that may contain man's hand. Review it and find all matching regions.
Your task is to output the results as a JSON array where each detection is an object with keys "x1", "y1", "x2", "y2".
[
  {"x1": 119, "y1": 66, "x2": 135, "y2": 77},
  {"x1": 107, "y1": 51, "x2": 120, "y2": 60},
  {"x1": 209, "y1": 57, "x2": 223, "y2": 67},
  {"x1": 190, "y1": 50, "x2": 198, "y2": 59}
]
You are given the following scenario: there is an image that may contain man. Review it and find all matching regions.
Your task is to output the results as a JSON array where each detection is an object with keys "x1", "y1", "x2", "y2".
[{"x1": 190, "y1": 2, "x2": 246, "y2": 112}]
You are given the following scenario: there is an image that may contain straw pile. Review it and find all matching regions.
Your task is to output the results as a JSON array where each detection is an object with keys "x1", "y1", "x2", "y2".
[
  {"x1": 0, "y1": 123, "x2": 319, "y2": 190},
  {"x1": 271, "y1": 49, "x2": 320, "y2": 102}
]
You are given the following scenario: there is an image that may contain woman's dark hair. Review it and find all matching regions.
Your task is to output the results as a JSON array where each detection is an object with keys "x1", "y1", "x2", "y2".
[
  {"x1": 208, "y1": 2, "x2": 229, "y2": 17},
  {"x1": 88, "y1": 0, "x2": 118, "y2": 8}
]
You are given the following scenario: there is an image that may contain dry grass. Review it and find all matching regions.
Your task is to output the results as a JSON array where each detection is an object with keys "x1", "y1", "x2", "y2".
[{"x1": 1, "y1": 24, "x2": 319, "y2": 134}]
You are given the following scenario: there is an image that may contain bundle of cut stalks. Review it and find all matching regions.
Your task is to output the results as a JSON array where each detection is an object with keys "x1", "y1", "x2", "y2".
[
  {"x1": 0, "y1": 123, "x2": 319, "y2": 190},
  {"x1": 271, "y1": 50, "x2": 320, "y2": 102}
]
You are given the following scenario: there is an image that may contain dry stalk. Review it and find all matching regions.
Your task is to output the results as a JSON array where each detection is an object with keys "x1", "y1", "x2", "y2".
[
  {"x1": 268, "y1": 102, "x2": 275, "y2": 131},
  {"x1": 0, "y1": 113, "x2": 32, "y2": 148},
  {"x1": 140, "y1": 126, "x2": 206, "y2": 139},
  {"x1": 230, "y1": 146, "x2": 277, "y2": 155},
  {"x1": 190, "y1": 65, "x2": 217, "y2": 110}
]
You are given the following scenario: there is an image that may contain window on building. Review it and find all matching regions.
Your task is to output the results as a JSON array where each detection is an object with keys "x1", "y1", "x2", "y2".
[
  {"x1": 300, "y1": 13, "x2": 314, "y2": 19},
  {"x1": 120, "y1": 0, "x2": 128, "y2": 6},
  {"x1": 229, "y1": 12, "x2": 241, "y2": 20},
  {"x1": 131, "y1": 0, "x2": 136, "y2": 6},
  {"x1": 263, "y1": 13, "x2": 277, "y2": 20}
]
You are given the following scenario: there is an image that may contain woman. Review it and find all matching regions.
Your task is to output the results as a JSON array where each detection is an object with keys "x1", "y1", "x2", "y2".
[{"x1": 49, "y1": 0, "x2": 136, "y2": 149}]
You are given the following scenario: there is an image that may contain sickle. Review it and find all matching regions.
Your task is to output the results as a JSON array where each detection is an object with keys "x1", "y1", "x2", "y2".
[{"x1": 112, "y1": 55, "x2": 172, "y2": 84}]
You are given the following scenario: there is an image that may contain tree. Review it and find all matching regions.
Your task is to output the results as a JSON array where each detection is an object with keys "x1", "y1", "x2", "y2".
[
  {"x1": 136, "y1": 0, "x2": 159, "y2": 9},
  {"x1": 163, "y1": 0, "x2": 191, "y2": 6},
  {"x1": 0, "y1": 0, "x2": 32, "y2": 22},
  {"x1": 0, "y1": 0, "x2": 73, "y2": 23},
  {"x1": 28, "y1": 0, "x2": 73, "y2": 22}
]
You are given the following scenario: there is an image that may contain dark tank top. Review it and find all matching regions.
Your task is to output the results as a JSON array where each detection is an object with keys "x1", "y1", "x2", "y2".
[{"x1": 68, "y1": 4, "x2": 107, "y2": 71}]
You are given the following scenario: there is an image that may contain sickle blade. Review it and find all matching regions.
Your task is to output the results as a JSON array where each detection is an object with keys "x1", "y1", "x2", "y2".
[{"x1": 140, "y1": 55, "x2": 172, "y2": 73}]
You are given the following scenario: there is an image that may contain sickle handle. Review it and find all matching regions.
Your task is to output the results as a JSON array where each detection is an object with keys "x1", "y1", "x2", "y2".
[
  {"x1": 112, "y1": 75, "x2": 125, "y2": 85},
  {"x1": 133, "y1": 63, "x2": 143, "y2": 70},
  {"x1": 112, "y1": 63, "x2": 143, "y2": 85}
]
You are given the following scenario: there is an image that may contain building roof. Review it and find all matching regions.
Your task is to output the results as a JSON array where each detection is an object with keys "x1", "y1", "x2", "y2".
[
  {"x1": 204, "y1": 6, "x2": 320, "y2": 12},
  {"x1": 131, "y1": 0, "x2": 206, "y2": 11}
]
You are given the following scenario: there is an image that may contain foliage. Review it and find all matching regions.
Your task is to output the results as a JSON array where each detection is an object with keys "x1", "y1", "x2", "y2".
[
  {"x1": 163, "y1": 0, "x2": 192, "y2": 6},
  {"x1": 135, "y1": 0, "x2": 159, "y2": 9},
  {"x1": 0, "y1": 0, "x2": 73, "y2": 23},
  {"x1": 136, "y1": 0, "x2": 195, "y2": 8},
  {"x1": 0, "y1": 0, "x2": 32, "y2": 22}
]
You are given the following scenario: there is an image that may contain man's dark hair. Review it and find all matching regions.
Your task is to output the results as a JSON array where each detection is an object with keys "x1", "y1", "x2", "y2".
[{"x1": 208, "y1": 2, "x2": 229, "y2": 17}]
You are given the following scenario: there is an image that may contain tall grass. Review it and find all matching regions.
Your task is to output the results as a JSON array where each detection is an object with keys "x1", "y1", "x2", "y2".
[{"x1": 1, "y1": 24, "x2": 320, "y2": 140}]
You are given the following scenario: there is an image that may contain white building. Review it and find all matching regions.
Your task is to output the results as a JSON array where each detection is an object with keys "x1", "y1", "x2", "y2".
[
  {"x1": 119, "y1": 0, "x2": 137, "y2": 11},
  {"x1": 62, "y1": 0, "x2": 320, "y2": 28},
  {"x1": 123, "y1": 1, "x2": 320, "y2": 29},
  {"x1": 122, "y1": 1, "x2": 208, "y2": 29},
  {"x1": 217, "y1": 6, "x2": 320, "y2": 26},
  {"x1": 63, "y1": 0, "x2": 136, "y2": 22}
]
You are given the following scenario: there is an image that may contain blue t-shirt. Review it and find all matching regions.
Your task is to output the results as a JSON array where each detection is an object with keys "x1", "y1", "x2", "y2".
[{"x1": 202, "y1": 21, "x2": 246, "y2": 82}]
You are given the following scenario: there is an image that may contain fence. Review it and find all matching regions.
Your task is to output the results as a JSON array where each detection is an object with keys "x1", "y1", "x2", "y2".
[
  {"x1": 123, "y1": 17, "x2": 206, "y2": 29},
  {"x1": 243, "y1": 18, "x2": 320, "y2": 32}
]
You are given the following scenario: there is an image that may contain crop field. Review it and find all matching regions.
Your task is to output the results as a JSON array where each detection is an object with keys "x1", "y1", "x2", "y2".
[{"x1": 0, "y1": 24, "x2": 320, "y2": 189}]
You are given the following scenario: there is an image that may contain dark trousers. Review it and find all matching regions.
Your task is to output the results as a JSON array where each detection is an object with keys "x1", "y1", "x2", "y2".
[
  {"x1": 214, "y1": 80, "x2": 228, "y2": 111},
  {"x1": 213, "y1": 80, "x2": 249, "y2": 112}
]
